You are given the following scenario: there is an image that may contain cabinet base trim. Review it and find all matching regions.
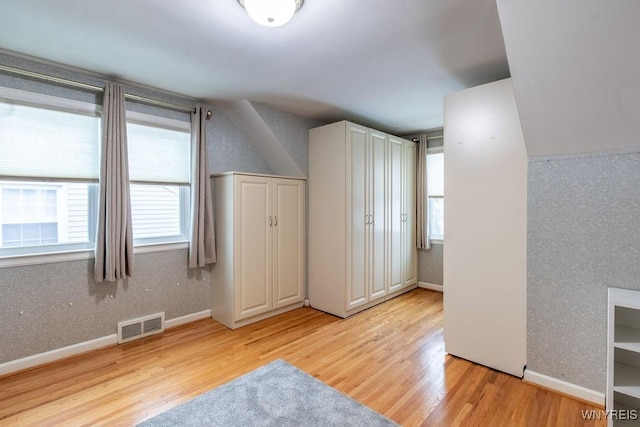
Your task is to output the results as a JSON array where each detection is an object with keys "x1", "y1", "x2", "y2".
[
  {"x1": 215, "y1": 302, "x2": 304, "y2": 330},
  {"x1": 418, "y1": 281, "x2": 443, "y2": 292},
  {"x1": 523, "y1": 369, "x2": 604, "y2": 407},
  {"x1": 314, "y1": 284, "x2": 418, "y2": 319}
]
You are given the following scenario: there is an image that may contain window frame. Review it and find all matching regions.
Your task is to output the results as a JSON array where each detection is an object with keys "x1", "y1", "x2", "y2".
[
  {"x1": 126, "y1": 111, "x2": 191, "y2": 248},
  {"x1": 0, "y1": 87, "x2": 101, "y2": 265},
  {"x1": 0, "y1": 88, "x2": 192, "y2": 268},
  {"x1": 427, "y1": 146, "x2": 444, "y2": 244}
]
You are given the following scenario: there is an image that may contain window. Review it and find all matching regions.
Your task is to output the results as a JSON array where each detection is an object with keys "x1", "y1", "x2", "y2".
[
  {"x1": 0, "y1": 87, "x2": 192, "y2": 263},
  {"x1": 126, "y1": 113, "x2": 191, "y2": 246},
  {"x1": 0, "y1": 89, "x2": 99, "y2": 257},
  {"x1": 427, "y1": 149, "x2": 444, "y2": 241}
]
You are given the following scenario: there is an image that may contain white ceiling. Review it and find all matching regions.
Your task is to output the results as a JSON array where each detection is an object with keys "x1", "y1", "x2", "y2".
[
  {"x1": 497, "y1": 0, "x2": 640, "y2": 157},
  {"x1": 0, "y1": 0, "x2": 509, "y2": 134}
]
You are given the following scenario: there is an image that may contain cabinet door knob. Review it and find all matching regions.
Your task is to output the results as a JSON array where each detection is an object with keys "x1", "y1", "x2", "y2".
[
  {"x1": 269, "y1": 216, "x2": 273, "y2": 227},
  {"x1": 274, "y1": 216, "x2": 278, "y2": 226}
]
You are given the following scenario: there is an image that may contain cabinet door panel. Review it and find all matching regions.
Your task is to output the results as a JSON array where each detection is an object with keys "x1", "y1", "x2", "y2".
[
  {"x1": 388, "y1": 137, "x2": 404, "y2": 293},
  {"x1": 402, "y1": 141, "x2": 417, "y2": 286},
  {"x1": 235, "y1": 177, "x2": 273, "y2": 320},
  {"x1": 273, "y1": 179, "x2": 305, "y2": 308},
  {"x1": 369, "y1": 131, "x2": 387, "y2": 301},
  {"x1": 347, "y1": 125, "x2": 368, "y2": 309}
]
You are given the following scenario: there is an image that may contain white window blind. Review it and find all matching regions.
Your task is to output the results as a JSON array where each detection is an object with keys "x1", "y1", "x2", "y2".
[
  {"x1": 127, "y1": 122, "x2": 190, "y2": 185},
  {"x1": 427, "y1": 151, "x2": 444, "y2": 240},
  {"x1": 0, "y1": 100, "x2": 99, "y2": 181},
  {"x1": 427, "y1": 152, "x2": 444, "y2": 195},
  {"x1": 126, "y1": 114, "x2": 191, "y2": 245}
]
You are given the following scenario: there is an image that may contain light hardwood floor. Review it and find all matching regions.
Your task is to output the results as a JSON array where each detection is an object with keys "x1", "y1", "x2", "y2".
[{"x1": 0, "y1": 289, "x2": 605, "y2": 426}]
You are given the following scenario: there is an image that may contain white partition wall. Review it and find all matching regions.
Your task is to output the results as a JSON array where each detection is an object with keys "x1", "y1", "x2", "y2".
[{"x1": 443, "y1": 78, "x2": 527, "y2": 377}]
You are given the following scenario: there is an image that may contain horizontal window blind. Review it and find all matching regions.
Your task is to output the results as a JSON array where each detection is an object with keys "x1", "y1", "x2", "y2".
[
  {"x1": 127, "y1": 122, "x2": 190, "y2": 185},
  {"x1": 0, "y1": 100, "x2": 100, "y2": 181},
  {"x1": 427, "y1": 152, "x2": 444, "y2": 196}
]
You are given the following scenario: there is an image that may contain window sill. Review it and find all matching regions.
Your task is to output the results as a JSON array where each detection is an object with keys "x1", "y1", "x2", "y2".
[
  {"x1": 0, "y1": 241, "x2": 190, "y2": 268},
  {"x1": 134, "y1": 241, "x2": 189, "y2": 254},
  {"x1": 0, "y1": 248, "x2": 94, "y2": 268},
  {"x1": 430, "y1": 239, "x2": 444, "y2": 245}
]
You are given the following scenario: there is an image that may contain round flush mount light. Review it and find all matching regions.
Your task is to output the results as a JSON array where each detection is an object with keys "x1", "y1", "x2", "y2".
[{"x1": 238, "y1": 0, "x2": 304, "y2": 27}]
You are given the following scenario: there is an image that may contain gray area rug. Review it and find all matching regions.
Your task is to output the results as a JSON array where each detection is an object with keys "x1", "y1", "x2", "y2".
[{"x1": 138, "y1": 359, "x2": 398, "y2": 427}]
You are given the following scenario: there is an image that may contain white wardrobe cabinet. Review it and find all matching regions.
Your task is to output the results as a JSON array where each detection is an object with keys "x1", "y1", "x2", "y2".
[
  {"x1": 389, "y1": 135, "x2": 417, "y2": 293},
  {"x1": 211, "y1": 172, "x2": 305, "y2": 329},
  {"x1": 309, "y1": 121, "x2": 417, "y2": 318}
]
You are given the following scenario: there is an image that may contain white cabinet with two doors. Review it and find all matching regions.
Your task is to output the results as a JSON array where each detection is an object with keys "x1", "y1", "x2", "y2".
[
  {"x1": 211, "y1": 172, "x2": 305, "y2": 329},
  {"x1": 309, "y1": 120, "x2": 417, "y2": 318}
]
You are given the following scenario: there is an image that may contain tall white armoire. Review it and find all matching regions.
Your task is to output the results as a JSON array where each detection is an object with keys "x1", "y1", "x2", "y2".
[
  {"x1": 309, "y1": 120, "x2": 417, "y2": 318},
  {"x1": 211, "y1": 172, "x2": 305, "y2": 329}
]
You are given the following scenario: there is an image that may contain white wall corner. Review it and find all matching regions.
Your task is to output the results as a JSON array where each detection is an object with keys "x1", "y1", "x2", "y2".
[
  {"x1": 523, "y1": 369, "x2": 605, "y2": 407},
  {"x1": 418, "y1": 281, "x2": 443, "y2": 292}
]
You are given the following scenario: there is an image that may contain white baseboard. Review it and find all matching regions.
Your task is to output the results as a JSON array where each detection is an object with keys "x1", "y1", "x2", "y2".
[
  {"x1": 523, "y1": 369, "x2": 605, "y2": 406},
  {"x1": 0, "y1": 334, "x2": 118, "y2": 377},
  {"x1": 165, "y1": 309, "x2": 211, "y2": 329},
  {"x1": 418, "y1": 281, "x2": 443, "y2": 292},
  {"x1": 0, "y1": 309, "x2": 212, "y2": 378}
]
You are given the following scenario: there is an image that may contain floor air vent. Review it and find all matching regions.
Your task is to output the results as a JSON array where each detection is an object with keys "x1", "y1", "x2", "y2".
[{"x1": 117, "y1": 312, "x2": 165, "y2": 344}]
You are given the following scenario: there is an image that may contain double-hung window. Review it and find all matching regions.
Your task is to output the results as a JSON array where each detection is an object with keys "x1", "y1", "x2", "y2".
[
  {"x1": 427, "y1": 148, "x2": 444, "y2": 241},
  {"x1": 0, "y1": 86, "x2": 192, "y2": 263},
  {"x1": 126, "y1": 112, "x2": 191, "y2": 246},
  {"x1": 0, "y1": 88, "x2": 100, "y2": 258}
]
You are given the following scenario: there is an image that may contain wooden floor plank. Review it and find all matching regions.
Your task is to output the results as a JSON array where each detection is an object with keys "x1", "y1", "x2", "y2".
[{"x1": 0, "y1": 289, "x2": 604, "y2": 426}]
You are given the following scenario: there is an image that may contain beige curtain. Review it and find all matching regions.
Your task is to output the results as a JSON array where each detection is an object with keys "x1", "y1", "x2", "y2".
[
  {"x1": 416, "y1": 134, "x2": 430, "y2": 250},
  {"x1": 95, "y1": 83, "x2": 134, "y2": 282},
  {"x1": 189, "y1": 106, "x2": 216, "y2": 268}
]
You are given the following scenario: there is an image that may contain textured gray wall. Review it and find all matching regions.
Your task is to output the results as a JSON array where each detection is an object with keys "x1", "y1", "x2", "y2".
[
  {"x1": 528, "y1": 149, "x2": 640, "y2": 393},
  {"x1": 0, "y1": 54, "x2": 315, "y2": 364},
  {"x1": 207, "y1": 103, "x2": 273, "y2": 175},
  {"x1": 0, "y1": 250, "x2": 209, "y2": 363},
  {"x1": 252, "y1": 101, "x2": 315, "y2": 177},
  {"x1": 418, "y1": 244, "x2": 443, "y2": 286}
]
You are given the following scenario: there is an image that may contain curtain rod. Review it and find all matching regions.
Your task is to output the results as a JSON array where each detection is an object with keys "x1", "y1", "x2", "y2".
[
  {"x1": 0, "y1": 63, "x2": 196, "y2": 114},
  {"x1": 412, "y1": 135, "x2": 443, "y2": 142}
]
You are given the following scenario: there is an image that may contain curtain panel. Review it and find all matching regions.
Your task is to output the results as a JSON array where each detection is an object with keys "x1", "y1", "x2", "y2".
[
  {"x1": 416, "y1": 134, "x2": 430, "y2": 250},
  {"x1": 189, "y1": 106, "x2": 216, "y2": 268},
  {"x1": 95, "y1": 83, "x2": 134, "y2": 282}
]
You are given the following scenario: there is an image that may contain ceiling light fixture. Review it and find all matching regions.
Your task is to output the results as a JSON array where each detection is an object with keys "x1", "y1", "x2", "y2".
[{"x1": 238, "y1": 0, "x2": 303, "y2": 27}]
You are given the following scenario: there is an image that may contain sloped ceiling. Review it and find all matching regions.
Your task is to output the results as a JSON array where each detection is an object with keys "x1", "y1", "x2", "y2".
[
  {"x1": 496, "y1": 0, "x2": 640, "y2": 157},
  {"x1": 0, "y1": 0, "x2": 509, "y2": 134}
]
